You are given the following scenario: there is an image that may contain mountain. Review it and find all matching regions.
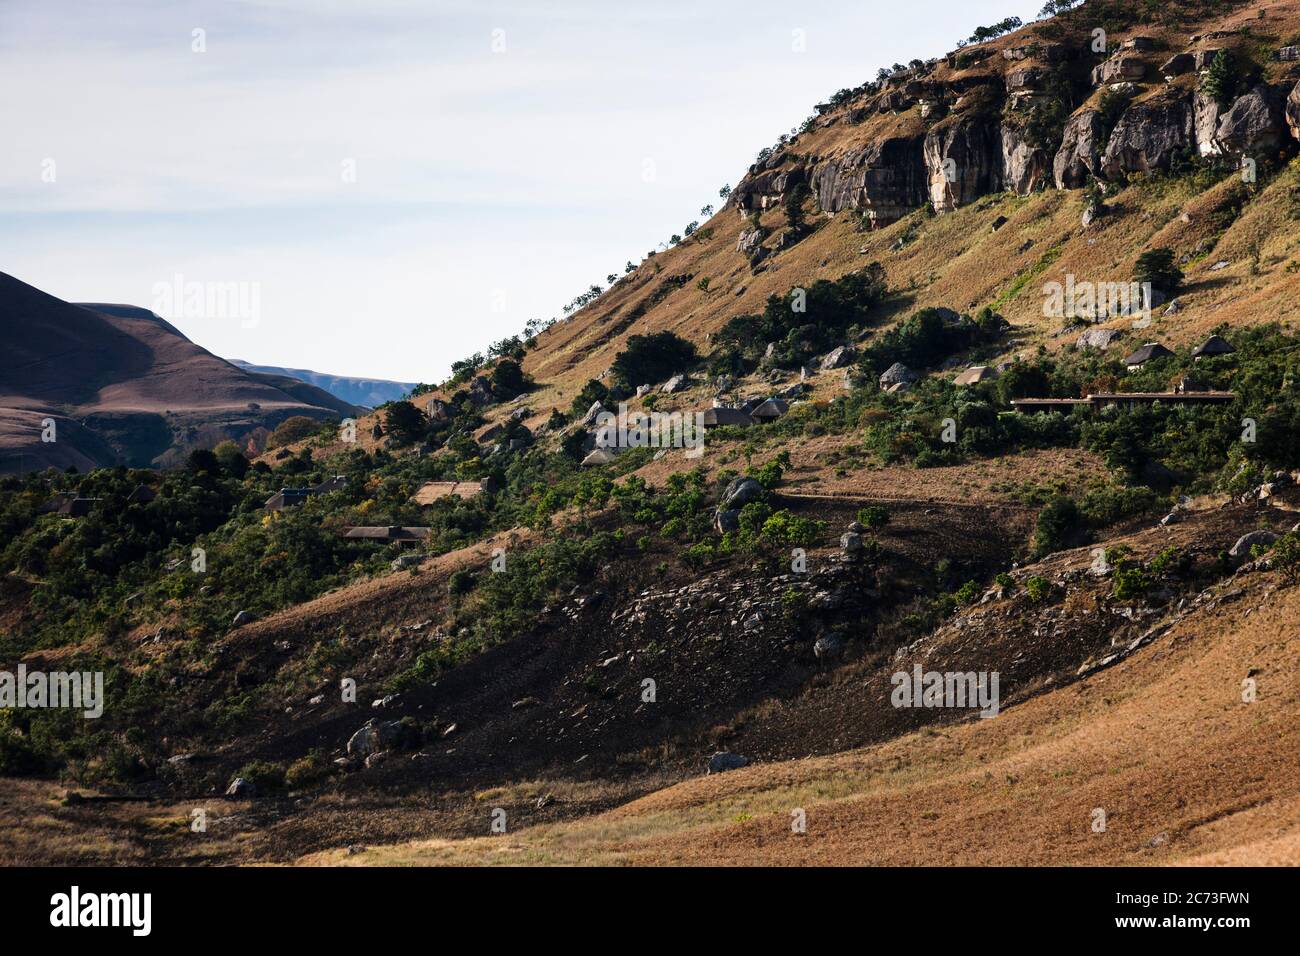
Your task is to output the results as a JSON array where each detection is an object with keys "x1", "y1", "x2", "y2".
[
  {"x1": 6, "y1": 0, "x2": 1300, "y2": 871},
  {"x1": 229, "y1": 360, "x2": 417, "y2": 409},
  {"x1": 0, "y1": 276, "x2": 358, "y2": 473}
]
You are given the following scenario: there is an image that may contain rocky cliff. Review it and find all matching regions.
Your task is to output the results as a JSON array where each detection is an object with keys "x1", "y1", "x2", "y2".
[{"x1": 728, "y1": 8, "x2": 1300, "y2": 230}]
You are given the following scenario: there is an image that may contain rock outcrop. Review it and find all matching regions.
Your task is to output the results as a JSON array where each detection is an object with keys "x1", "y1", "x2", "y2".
[
  {"x1": 1002, "y1": 124, "x2": 1052, "y2": 194},
  {"x1": 1288, "y1": 80, "x2": 1300, "y2": 141},
  {"x1": 809, "y1": 134, "x2": 928, "y2": 228},
  {"x1": 1100, "y1": 94, "x2": 1193, "y2": 180},
  {"x1": 1216, "y1": 83, "x2": 1288, "y2": 154},
  {"x1": 924, "y1": 115, "x2": 1002, "y2": 212},
  {"x1": 1053, "y1": 111, "x2": 1103, "y2": 188}
]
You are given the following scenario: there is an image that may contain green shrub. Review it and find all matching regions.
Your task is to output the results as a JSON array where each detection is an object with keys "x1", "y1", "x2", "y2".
[{"x1": 857, "y1": 505, "x2": 891, "y2": 529}]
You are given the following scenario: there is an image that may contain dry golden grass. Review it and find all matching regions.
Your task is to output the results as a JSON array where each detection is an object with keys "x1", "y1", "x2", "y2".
[{"x1": 303, "y1": 569, "x2": 1300, "y2": 866}]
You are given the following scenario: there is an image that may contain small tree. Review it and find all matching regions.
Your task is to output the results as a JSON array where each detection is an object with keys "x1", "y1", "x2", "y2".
[
  {"x1": 1133, "y1": 248, "x2": 1184, "y2": 297},
  {"x1": 1202, "y1": 50, "x2": 1238, "y2": 108},
  {"x1": 384, "y1": 400, "x2": 427, "y2": 446}
]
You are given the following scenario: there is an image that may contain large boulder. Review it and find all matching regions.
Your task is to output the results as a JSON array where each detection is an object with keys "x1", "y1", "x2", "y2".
[
  {"x1": 879, "y1": 362, "x2": 918, "y2": 389},
  {"x1": 1216, "y1": 84, "x2": 1288, "y2": 154},
  {"x1": 923, "y1": 115, "x2": 1002, "y2": 212},
  {"x1": 707, "y1": 752, "x2": 750, "y2": 774},
  {"x1": 820, "y1": 345, "x2": 857, "y2": 370},
  {"x1": 1229, "y1": 530, "x2": 1279, "y2": 562},
  {"x1": 1076, "y1": 327, "x2": 1123, "y2": 351},
  {"x1": 1101, "y1": 95, "x2": 1194, "y2": 180},
  {"x1": 346, "y1": 718, "x2": 413, "y2": 758},
  {"x1": 1001, "y1": 125, "x2": 1052, "y2": 195},
  {"x1": 720, "y1": 477, "x2": 765, "y2": 510},
  {"x1": 1053, "y1": 111, "x2": 1104, "y2": 189}
]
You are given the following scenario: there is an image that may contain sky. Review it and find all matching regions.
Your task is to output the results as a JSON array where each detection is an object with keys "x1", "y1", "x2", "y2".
[{"x1": 0, "y1": 0, "x2": 1043, "y2": 384}]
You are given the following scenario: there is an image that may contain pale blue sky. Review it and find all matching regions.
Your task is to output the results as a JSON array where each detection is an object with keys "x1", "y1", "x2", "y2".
[{"x1": 0, "y1": 0, "x2": 1042, "y2": 383}]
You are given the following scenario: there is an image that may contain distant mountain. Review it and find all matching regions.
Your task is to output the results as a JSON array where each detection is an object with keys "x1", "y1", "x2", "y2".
[
  {"x1": 230, "y1": 360, "x2": 417, "y2": 408},
  {"x1": 0, "y1": 274, "x2": 358, "y2": 474}
]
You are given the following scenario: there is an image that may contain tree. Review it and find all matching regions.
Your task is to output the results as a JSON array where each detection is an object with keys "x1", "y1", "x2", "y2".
[
  {"x1": 384, "y1": 400, "x2": 427, "y2": 446},
  {"x1": 1133, "y1": 248, "x2": 1184, "y2": 296},
  {"x1": 718, "y1": 184, "x2": 731, "y2": 199},
  {"x1": 490, "y1": 358, "x2": 532, "y2": 399},
  {"x1": 610, "y1": 331, "x2": 698, "y2": 386},
  {"x1": 700, "y1": 204, "x2": 714, "y2": 217},
  {"x1": 1203, "y1": 50, "x2": 1238, "y2": 108},
  {"x1": 266, "y1": 415, "x2": 319, "y2": 449},
  {"x1": 213, "y1": 440, "x2": 249, "y2": 479},
  {"x1": 186, "y1": 448, "x2": 221, "y2": 475}
]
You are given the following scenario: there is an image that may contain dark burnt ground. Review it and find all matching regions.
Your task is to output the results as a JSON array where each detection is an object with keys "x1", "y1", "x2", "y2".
[
  {"x1": 87, "y1": 494, "x2": 1027, "y2": 861},
  {"x1": 720, "y1": 497, "x2": 1300, "y2": 767}
]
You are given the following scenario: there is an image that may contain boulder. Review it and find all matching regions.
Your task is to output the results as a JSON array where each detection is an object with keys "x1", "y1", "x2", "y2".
[
  {"x1": 1216, "y1": 84, "x2": 1287, "y2": 154},
  {"x1": 814, "y1": 633, "x2": 845, "y2": 660},
  {"x1": 1229, "y1": 530, "x2": 1279, "y2": 561},
  {"x1": 231, "y1": 610, "x2": 256, "y2": 628},
  {"x1": 1160, "y1": 52, "x2": 1195, "y2": 79},
  {"x1": 225, "y1": 777, "x2": 255, "y2": 798},
  {"x1": 707, "y1": 752, "x2": 750, "y2": 774},
  {"x1": 391, "y1": 553, "x2": 428, "y2": 571},
  {"x1": 736, "y1": 228, "x2": 765, "y2": 255},
  {"x1": 840, "y1": 531, "x2": 864, "y2": 555},
  {"x1": 1091, "y1": 55, "x2": 1146, "y2": 85},
  {"x1": 720, "y1": 477, "x2": 765, "y2": 510},
  {"x1": 820, "y1": 345, "x2": 857, "y2": 370},
  {"x1": 1076, "y1": 327, "x2": 1123, "y2": 351},
  {"x1": 580, "y1": 401, "x2": 605, "y2": 427},
  {"x1": 879, "y1": 362, "x2": 918, "y2": 389},
  {"x1": 346, "y1": 718, "x2": 412, "y2": 758},
  {"x1": 1053, "y1": 111, "x2": 1103, "y2": 189},
  {"x1": 660, "y1": 374, "x2": 688, "y2": 394},
  {"x1": 1101, "y1": 95, "x2": 1194, "y2": 180},
  {"x1": 714, "y1": 509, "x2": 741, "y2": 534},
  {"x1": 468, "y1": 376, "x2": 494, "y2": 405}
]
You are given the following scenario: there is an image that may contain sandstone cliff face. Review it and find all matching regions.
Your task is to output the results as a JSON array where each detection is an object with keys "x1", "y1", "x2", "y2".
[
  {"x1": 725, "y1": 26, "x2": 1300, "y2": 238},
  {"x1": 1100, "y1": 94, "x2": 1193, "y2": 180},
  {"x1": 924, "y1": 115, "x2": 1003, "y2": 212},
  {"x1": 1216, "y1": 83, "x2": 1288, "y2": 155},
  {"x1": 809, "y1": 135, "x2": 928, "y2": 227},
  {"x1": 1053, "y1": 111, "x2": 1103, "y2": 189},
  {"x1": 1001, "y1": 125, "x2": 1052, "y2": 195},
  {"x1": 1194, "y1": 90, "x2": 1226, "y2": 156},
  {"x1": 1289, "y1": 80, "x2": 1300, "y2": 141}
]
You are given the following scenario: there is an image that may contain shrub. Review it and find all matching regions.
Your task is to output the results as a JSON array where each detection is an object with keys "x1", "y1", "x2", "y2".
[
  {"x1": 266, "y1": 415, "x2": 319, "y2": 449},
  {"x1": 857, "y1": 505, "x2": 891, "y2": 529},
  {"x1": 610, "y1": 332, "x2": 698, "y2": 386},
  {"x1": 1025, "y1": 575, "x2": 1049, "y2": 602},
  {"x1": 490, "y1": 359, "x2": 533, "y2": 399},
  {"x1": 1132, "y1": 248, "x2": 1183, "y2": 297},
  {"x1": 234, "y1": 760, "x2": 286, "y2": 793},
  {"x1": 1033, "y1": 496, "x2": 1080, "y2": 558},
  {"x1": 384, "y1": 400, "x2": 427, "y2": 446}
]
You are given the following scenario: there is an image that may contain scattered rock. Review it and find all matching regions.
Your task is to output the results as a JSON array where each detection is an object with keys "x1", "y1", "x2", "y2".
[
  {"x1": 1229, "y1": 530, "x2": 1278, "y2": 561},
  {"x1": 707, "y1": 752, "x2": 750, "y2": 774}
]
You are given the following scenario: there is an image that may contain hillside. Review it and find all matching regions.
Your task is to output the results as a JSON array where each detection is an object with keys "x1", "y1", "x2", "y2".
[
  {"x1": 5, "y1": 0, "x2": 1300, "y2": 871},
  {"x1": 0, "y1": 276, "x2": 358, "y2": 473}
]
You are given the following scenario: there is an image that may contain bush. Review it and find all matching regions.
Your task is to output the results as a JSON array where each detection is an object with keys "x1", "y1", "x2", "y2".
[
  {"x1": 266, "y1": 415, "x2": 319, "y2": 449},
  {"x1": 1133, "y1": 248, "x2": 1183, "y2": 297},
  {"x1": 490, "y1": 359, "x2": 532, "y2": 399},
  {"x1": 384, "y1": 400, "x2": 427, "y2": 446},
  {"x1": 1033, "y1": 497, "x2": 1080, "y2": 558},
  {"x1": 234, "y1": 760, "x2": 286, "y2": 793},
  {"x1": 1025, "y1": 576, "x2": 1050, "y2": 602},
  {"x1": 857, "y1": 505, "x2": 890, "y2": 529},
  {"x1": 610, "y1": 332, "x2": 698, "y2": 387}
]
